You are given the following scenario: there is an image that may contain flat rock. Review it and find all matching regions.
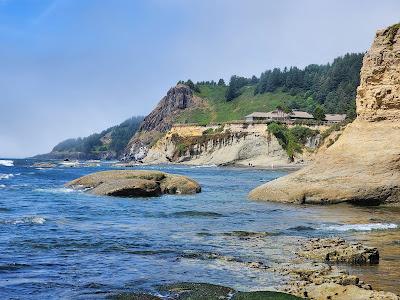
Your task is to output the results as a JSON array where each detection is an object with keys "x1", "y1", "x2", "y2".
[
  {"x1": 305, "y1": 283, "x2": 400, "y2": 300},
  {"x1": 33, "y1": 162, "x2": 57, "y2": 168},
  {"x1": 65, "y1": 170, "x2": 201, "y2": 197},
  {"x1": 298, "y1": 238, "x2": 379, "y2": 264}
]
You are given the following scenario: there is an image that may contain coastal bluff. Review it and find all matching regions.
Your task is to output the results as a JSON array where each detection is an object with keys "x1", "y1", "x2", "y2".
[
  {"x1": 66, "y1": 170, "x2": 201, "y2": 197},
  {"x1": 249, "y1": 23, "x2": 400, "y2": 205}
]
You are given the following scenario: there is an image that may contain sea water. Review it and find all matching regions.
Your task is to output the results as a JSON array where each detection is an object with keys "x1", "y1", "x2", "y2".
[{"x1": 0, "y1": 159, "x2": 399, "y2": 299}]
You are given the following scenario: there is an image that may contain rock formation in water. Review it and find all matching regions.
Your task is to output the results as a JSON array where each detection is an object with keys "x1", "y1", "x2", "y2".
[
  {"x1": 123, "y1": 84, "x2": 205, "y2": 161},
  {"x1": 249, "y1": 23, "x2": 400, "y2": 205},
  {"x1": 66, "y1": 170, "x2": 201, "y2": 197}
]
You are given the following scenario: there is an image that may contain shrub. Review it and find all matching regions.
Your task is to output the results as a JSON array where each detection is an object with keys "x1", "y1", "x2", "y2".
[{"x1": 202, "y1": 128, "x2": 214, "y2": 135}]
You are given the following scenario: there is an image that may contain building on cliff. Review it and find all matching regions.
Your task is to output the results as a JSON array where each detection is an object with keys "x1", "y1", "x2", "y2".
[{"x1": 245, "y1": 109, "x2": 345, "y2": 124}]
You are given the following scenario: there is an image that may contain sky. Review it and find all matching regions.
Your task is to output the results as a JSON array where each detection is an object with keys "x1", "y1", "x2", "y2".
[{"x1": 0, "y1": 0, "x2": 399, "y2": 158}]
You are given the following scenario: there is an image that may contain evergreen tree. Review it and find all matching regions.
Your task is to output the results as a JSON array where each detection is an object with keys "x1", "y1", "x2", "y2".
[{"x1": 217, "y1": 78, "x2": 226, "y2": 86}]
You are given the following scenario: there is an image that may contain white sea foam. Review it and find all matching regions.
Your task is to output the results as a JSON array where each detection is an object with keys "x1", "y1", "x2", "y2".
[
  {"x1": 190, "y1": 164, "x2": 217, "y2": 168},
  {"x1": 1, "y1": 216, "x2": 46, "y2": 225},
  {"x1": 0, "y1": 173, "x2": 14, "y2": 180},
  {"x1": 35, "y1": 187, "x2": 76, "y2": 194},
  {"x1": 320, "y1": 223, "x2": 398, "y2": 232},
  {"x1": 0, "y1": 184, "x2": 5, "y2": 188},
  {"x1": 0, "y1": 160, "x2": 14, "y2": 167}
]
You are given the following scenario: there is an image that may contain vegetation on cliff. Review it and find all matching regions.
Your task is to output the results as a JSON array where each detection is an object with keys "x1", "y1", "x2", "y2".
[{"x1": 267, "y1": 123, "x2": 318, "y2": 160}]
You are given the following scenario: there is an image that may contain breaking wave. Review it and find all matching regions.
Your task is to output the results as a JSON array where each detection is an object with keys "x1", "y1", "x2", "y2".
[
  {"x1": 0, "y1": 160, "x2": 14, "y2": 167},
  {"x1": 320, "y1": 223, "x2": 398, "y2": 232}
]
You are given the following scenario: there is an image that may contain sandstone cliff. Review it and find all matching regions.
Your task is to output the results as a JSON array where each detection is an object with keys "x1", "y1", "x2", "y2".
[
  {"x1": 143, "y1": 123, "x2": 294, "y2": 167},
  {"x1": 249, "y1": 23, "x2": 400, "y2": 205},
  {"x1": 123, "y1": 84, "x2": 205, "y2": 161}
]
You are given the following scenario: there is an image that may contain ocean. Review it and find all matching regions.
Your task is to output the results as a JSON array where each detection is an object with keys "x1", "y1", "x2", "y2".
[{"x1": 0, "y1": 159, "x2": 399, "y2": 299}]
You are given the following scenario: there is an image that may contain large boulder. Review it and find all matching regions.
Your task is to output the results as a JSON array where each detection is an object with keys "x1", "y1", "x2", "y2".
[
  {"x1": 249, "y1": 23, "x2": 400, "y2": 205},
  {"x1": 65, "y1": 170, "x2": 201, "y2": 197}
]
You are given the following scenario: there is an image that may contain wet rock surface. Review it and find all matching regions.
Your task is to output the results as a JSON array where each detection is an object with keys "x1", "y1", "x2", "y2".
[
  {"x1": 65, "y1": 170, "x2": 201, "y2": 197},
  {"x1": 110, "y1": 282, "x2": 302, "y2": 300}
]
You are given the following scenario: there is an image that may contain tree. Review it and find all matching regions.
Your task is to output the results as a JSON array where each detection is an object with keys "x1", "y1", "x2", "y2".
[
  {"x1": 184, "y1": 79, "x2": 200, "y2": 92},
  {"x1": 225, "y1": 75, "x2": 250, "y2": 101},
  {"x1": 217, "y1": 78, "x2": 226, "y2": 86},
  {"x1": 313, "y1": 105, "x2": 326, "y2": 121}
]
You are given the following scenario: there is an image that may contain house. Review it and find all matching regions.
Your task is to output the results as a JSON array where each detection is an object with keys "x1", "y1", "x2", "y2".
[
  {"x1": 245, "y1": 109, "x2": 347, "y2": 124},
  {"x1": 324, "y1": 114, "x2": 346, "y2": 124},
  {"x1": 245, "y1": 109, "x2": 289, "y2": 123},
  {"x1": 289, "y1": 109, "x2": 314, "y2": 120}
]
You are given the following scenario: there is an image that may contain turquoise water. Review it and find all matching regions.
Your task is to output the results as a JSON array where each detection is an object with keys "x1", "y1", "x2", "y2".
[{"x1": 0, "y1": 159, "x2": 399, "y2": 299}]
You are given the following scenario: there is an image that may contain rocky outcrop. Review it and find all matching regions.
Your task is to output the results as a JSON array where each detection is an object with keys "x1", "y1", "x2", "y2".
[
  {"x1": 274, "y1": 238, "x2": 399, "y2": 300},
  {"x1": 298, "y1": 238, "x2": 379, "y2": 264},
  {"x1": 143, "y1": 123, "x2": 298, "y2": 167},
  {"x1": 65, "y1": 170, "x2": 201, "y2": 197},
  {"x1": 249, "y1": 23, "x2": 400, "y2": 205},
  {"x1": 357, "y1": 24, "x2": 400, "y2": 122},
  {"x1": 123, "y1": 84, "x2": 205, "y2": 161}
]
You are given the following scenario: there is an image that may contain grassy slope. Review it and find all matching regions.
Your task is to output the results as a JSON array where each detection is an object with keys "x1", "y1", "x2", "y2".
[{"x1": 177, "y1": 84, "x2": 312, "y2": 124}]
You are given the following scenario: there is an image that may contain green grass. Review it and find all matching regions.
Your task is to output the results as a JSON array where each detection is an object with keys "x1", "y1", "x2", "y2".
[{"x1": 177, "y1": 84, "x2": 312, "y2": 124}]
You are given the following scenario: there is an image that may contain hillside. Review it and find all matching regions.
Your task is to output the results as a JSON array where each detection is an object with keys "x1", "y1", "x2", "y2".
[
  {"x1": 40, "y1": 53, "x2": 363, "y2": 161},
  {"x1": 178, "y1": 53, "x2": 363, "y2": 125},
  {"x1": 36, "y1": 116, "x2": 144, "y2": 160}
]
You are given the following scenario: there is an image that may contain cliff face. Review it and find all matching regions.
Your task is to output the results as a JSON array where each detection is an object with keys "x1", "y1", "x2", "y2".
[
  {"x1": 357, "y1": 24, "x2": 400, "y2": 121},
  {"x1": 143, "y1": 123, "x2": 292, "y2": 167},
  {"x1": 249, "y1": 24, "x2": 400, "y2": 205},
  {"x1": 123, "y1": 84, "x2": 205, "y2": 160}
]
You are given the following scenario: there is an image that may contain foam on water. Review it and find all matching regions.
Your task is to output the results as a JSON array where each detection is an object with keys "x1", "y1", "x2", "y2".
[
  {"x1": 190, "y1": 164, "x2": 217, "y2": 168},
  {"x1": 0, "y1": 184, "x2": 6, "y2": 189},
  {"x1": 320, "y1": 223, "x2": 398, "y2": 232},
  {"x1": 1, "y1": 216, "x2": 46, "y2": 225},
  {"x1": 0, "y1": 173, "x2": 14, "y2": 180},
  {"x1": 35, "y1": 187, "x2": 76, "y2": 194},
  {"x1": 0, "y1": 160, "x2": 14, "y2": 167}
]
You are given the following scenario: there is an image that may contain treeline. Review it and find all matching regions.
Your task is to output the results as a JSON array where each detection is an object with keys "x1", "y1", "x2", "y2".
[
  {"x1": 223, "y1": 53, "x2": 363, "y2": 116},
  {"x1": 52, "y1": 116, "x2": 144, "y2": 155},
  {"x1": 177, "y1": 79, "x2": 226, "y2": 92}
]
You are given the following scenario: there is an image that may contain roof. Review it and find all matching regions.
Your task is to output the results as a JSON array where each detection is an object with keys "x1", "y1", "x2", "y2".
[
  {"x1": 289, "y1": 110, "x2": 313, "y2": 119},
  {"x1": 325, "y1": 114, "x2": 347, "y2": 122},
  {"x1": 245, "y1": 110, "x2": 289, "y2": 119}
]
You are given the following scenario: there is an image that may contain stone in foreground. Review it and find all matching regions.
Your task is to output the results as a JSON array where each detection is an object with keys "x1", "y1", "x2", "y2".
[
  {"x1": 249, "y1": 24, "x2": 400, "y2": 205},
  {"x1": 66, "y1": 170, "x2": 201, "y2": 197},
  {"x1": 298, "y1": 238, "x2": 379, "y2": 265}
]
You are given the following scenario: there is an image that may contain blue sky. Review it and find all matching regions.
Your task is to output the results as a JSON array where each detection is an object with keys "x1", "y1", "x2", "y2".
[{"x1": 0, "y1": 0, "x2": 399, "y2": 157}]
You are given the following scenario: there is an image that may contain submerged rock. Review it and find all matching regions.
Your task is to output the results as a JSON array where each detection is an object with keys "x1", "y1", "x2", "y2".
[
  {"x1": 65, "y1": 170, "x2": 201, "y2": 197},
  {"x1": 249, "y1": 23, "x2": 400, "y2": 205},
  {"x1": 32, "y1": 162, "x2": 57, "y2": 168},
  {"x1": 158, "y1": 282, "x2": 301, "y2": 300}
]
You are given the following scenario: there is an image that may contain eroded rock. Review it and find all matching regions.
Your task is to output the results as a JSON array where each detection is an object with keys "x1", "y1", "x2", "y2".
[
  {"x1": 298, "y1": 238, "x2": 379, "y2": 264},
  {"x1": 249, "y1": 23, "x2": 400, "y2": 205},
  {"x1": 65, "y1": 170, "x2": 201, "y2": 197}
]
